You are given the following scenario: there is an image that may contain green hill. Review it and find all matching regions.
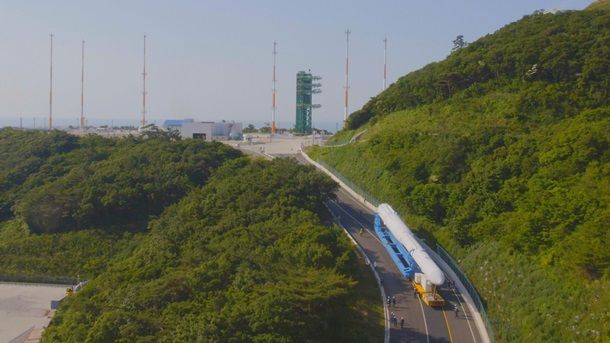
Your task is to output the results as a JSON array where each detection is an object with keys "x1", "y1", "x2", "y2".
[
  {"x1": 0, "y1": 129, "x2": 383, "y2": 341},
  {"x1": 0, "y1": 129, "x2": 242, "y2": 279},
  {"x1": 43, "y1": 158, "x2": 382, "y2": 342},
  {"x1": 311, "y1": 5, "x2": 609, "y2": 342}
]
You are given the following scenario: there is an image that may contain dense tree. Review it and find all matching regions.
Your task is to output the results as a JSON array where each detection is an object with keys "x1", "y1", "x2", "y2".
[{"x1": 43, "y1": 158, "x2": 382, "y2": 342}]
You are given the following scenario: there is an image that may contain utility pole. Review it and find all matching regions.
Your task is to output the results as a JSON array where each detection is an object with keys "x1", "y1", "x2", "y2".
[
  {"x1": 344, "y1": 29, "x2": 350, "y2": 125},
  {"x1": 80, "y1": 40, "x2": 85, "y2": 129},
  {"x1": 141, "y1": 35, "x2": 147, "y2": 127},
  {"x1": 271, "y1": 41, "x2": 277, "y2": 135},
  {"x1": 49, "y1": 33, "x2": 54, "y2": 130},
  {"x1": 383, "y1": 37, "x2": 388, "y2": 90}
]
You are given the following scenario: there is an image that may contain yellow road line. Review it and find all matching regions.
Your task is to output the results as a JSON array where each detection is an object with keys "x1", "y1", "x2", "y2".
[{"x1": 442, "y1": 308, "x2": 455, "y2": 343}]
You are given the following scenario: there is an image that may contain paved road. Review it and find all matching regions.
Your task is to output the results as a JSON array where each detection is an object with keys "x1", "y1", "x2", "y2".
[{"x1": 292, "y1": 154, "x2": 482, "y2": 343}]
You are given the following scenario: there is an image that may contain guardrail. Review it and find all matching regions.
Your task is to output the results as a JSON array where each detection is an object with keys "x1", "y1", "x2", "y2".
[
  {"x1": 304, "y1": 151, "x2": 494, "y2": 343},
  {"x1": 0, "y1": 273, "x2": 79, "y2": 285},
  {"x1": 314, "y1": 159, "x2": 381, "y2": 207},
  {"x1": 436, "y1": 245, "x2": 495, "y2": 342}
]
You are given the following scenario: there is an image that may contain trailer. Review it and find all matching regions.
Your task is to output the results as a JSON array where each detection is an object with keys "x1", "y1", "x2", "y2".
[
  {"x1": 413, "y1": 273, "x2": 445, "y2": 307},
  {"x1": 373, "y1": 214, "x2": 419, "y2": 278},
  {"x1": 375, "y1": 204, "x2": 446, "y2": 307}
]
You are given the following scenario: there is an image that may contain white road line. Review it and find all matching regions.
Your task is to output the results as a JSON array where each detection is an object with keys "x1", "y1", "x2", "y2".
[
  {"x1": 417, "y1": 294, "x2": 431, "y2": 343},
  {"x1": 452, "y1": 285, "x2": 478, "y2": 343},
  {"x1": 329, "y1": 199, "x2": 384, "y2": 245},
  {"x1": 331, "y1": 199, "x2": 432, "y2": 343},
  {"x1": 324, "y1": 201, "x2": 390, "y2": 343},
  {"x1": 341, "y1": 188, "x2": 375, "y2": 210}
]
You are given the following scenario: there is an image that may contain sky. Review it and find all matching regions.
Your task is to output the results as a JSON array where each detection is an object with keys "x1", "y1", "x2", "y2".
[{"x1": 0, "y1": 0, "x2": 592, "y2": 129}]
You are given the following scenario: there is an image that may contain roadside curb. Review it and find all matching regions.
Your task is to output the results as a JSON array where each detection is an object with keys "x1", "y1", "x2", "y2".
[{"x1": 324, "y1": 201, "x2": 390, "y2": 343}]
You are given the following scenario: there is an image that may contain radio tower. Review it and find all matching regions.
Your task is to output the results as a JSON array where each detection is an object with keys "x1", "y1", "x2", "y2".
[
  {"x1": 343, "y1": 29, "x2": 350, "y2": 124},
  {"x1": 141, "y1": 35, "x2": 147, "y2": 127},
  {"x1": 49, "y1": 34, "x2": 54, "y2": 130},
  {"x1": 80, "y1": 40, "x2": 85, "y2": 129},
  {"x1": 383, "y1": 37, "x2": 388, "y2": 90},
  {"x1": 271, "y1": 41, "x2": 277, "y2": 135}
]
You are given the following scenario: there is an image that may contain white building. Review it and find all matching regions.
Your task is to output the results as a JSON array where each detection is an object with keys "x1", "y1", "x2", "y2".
[{"x1": 162, "y1": 119, "x2": 242, "y2": 141}]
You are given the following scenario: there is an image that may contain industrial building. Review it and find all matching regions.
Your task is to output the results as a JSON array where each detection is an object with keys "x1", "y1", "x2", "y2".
[{"x1": 161, "y1": 119, "x2": 242, "y2": 140}]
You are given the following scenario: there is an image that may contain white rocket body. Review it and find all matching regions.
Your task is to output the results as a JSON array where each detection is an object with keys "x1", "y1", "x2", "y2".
[{"x1": 377, "y1": 203, "x2": 445, "y2": 286}]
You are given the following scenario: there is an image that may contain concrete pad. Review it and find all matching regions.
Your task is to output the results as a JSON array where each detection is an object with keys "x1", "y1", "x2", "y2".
[{"x1": 0, "y1": 283, "x2": 67, "y2": 343}]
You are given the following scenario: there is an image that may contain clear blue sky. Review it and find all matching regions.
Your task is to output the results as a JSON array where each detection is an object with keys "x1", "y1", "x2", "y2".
[{"x1": 0, "y1": 0, "x2": 592, "y2": 128}]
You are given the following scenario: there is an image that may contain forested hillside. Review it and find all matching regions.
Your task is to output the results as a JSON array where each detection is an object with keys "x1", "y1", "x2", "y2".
[
  {"x1": 311, "y1": 5, "x2": 609, "y2": 342},
  {"x1": 43, "y1": 158, "x2": 382, "y2": 342},
  {"x1": 0, "y1": 129, "x2": 382, "y2": 341},
  {"x1": 0, "y1": 128, "x2": 241, "y2": 277}
]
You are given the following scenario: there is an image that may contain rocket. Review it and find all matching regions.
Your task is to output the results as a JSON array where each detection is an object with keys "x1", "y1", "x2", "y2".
[{"x1": 377, "y1": 203, "x2": 445, "y2": 286}]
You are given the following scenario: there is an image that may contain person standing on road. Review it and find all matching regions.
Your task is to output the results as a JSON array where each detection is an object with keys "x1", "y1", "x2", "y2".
[
  {"x1": 400, "y1": 317, "x2": 405, "y2": 328},
  {"x1": 454, "y1": 305, "x2": 459, "y2": 318},
  {"x1": 392, "y1": 296, "x2": 396, "y2": 307}
]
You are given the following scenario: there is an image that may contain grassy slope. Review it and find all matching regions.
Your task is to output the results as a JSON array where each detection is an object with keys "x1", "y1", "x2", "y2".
[{"x1": 311, "y1": 6, "x2": 609, "y2": 343}]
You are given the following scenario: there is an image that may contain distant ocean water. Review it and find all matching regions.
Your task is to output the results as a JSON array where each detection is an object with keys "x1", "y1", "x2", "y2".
[{"x1": 0, "y1": 117, "x2": 342, "y2": 133}]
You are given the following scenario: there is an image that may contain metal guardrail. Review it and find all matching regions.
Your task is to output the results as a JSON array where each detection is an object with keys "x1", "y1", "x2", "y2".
[
  {"x1": 322, "y1": 140, "x2": 350, "y2": 147},
  {"x1": 436, "y1": 245, "x2": 495, "y2": 342},
  {"x1": 0, "y1": 273, "x2": 79, "y2": 285},
  {"x1": 315, "y1": 159, "x2": 381, "y2": 207},
  {"x1": 313, "y1": 155, "x2": 495, "y2": 342}
]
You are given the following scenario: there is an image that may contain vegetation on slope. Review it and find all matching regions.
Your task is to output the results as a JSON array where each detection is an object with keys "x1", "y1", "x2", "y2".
[
  {"x1": 43, "y1": 158, "x2": 383, "y2": 342},
  {"x1": 311, "y1": 6, "x2": 609, "y2": 342},
  {"x1": 0, "y1": 129, "x2": 241, "y2": 278},
  {"x1": 1, "y1": 129, "x2": 383, "y2": 340}
]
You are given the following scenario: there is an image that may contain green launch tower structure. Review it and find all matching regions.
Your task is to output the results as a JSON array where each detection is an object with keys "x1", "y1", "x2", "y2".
[{"x1": 295, "y1": 71, "x2": 321, "y2": 134}]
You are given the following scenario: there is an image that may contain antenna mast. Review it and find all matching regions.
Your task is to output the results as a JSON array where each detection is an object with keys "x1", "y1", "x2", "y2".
[
  {"x1": 49, "y1": 33, "x2": 53, "y2": 130},
  {"x1": 383, "y1": 38, "x2": 388, "y2": 90},
  {"x1": 344, "y1": 29, "x2": 350, "y2": 124},
  {"x1": 141, "y1": 35, "x2": 147, "y2": 127},
  {"x1": 272, "y1": 41, "x2": 277, "y2": 134},
  {"x1": 80, "y1": 40, "x2": 85, "y2": 129}
]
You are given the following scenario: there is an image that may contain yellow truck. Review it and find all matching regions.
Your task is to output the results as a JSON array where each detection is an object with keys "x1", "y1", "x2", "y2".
[{"x1": 412, "y1": 272, "x2": 445, "y2": 307}]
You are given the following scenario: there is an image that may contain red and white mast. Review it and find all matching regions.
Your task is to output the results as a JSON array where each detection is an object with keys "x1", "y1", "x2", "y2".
[
  {"x1": 383, "y1": 37, "x2": 388, "y2": 90},
  {"x1": 141, "y1": 35, "x2": 147, "y2": 127},
  {"x1": 271, "y1": 41, "x2": 277, "y2": 134},
  {"x1": 80, "y1": 40, "x2": 85, "y2": 129},
  {"x1": 343, "y1": 29, "x2": 350, "y2": 124},
  {"x1": 49, "y1": 33, "x2": 54, "y2": 130}
]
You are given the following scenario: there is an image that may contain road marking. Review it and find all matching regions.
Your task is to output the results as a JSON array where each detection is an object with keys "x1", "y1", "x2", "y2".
[
  {"x1": 324, "y1": 201, "x2": 390, "y2": 343},
  {"x1": 417, "y1": 295, "x2": 431, "y2": 343},
  {"x1": 329, "y1": 199, "x2": 384, "y2": 245},
  {"x1": 451, "y1": 286, "x2": 478, "y2": 343},
  {"x1": 442, "y1": 308, "x2": 455, "y2": 343},
  {"x1": 331, "y1": 196, "x2": 433, "y2": 343}
]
